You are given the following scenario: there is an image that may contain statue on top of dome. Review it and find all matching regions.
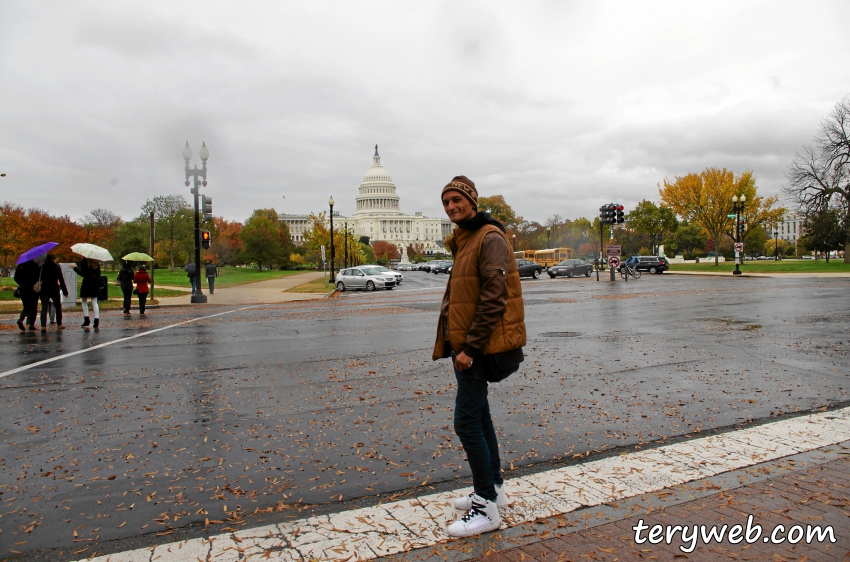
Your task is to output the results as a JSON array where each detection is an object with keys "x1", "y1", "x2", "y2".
[{"x1": 375, "y1": 144, "x2": 379, "y2": 156}]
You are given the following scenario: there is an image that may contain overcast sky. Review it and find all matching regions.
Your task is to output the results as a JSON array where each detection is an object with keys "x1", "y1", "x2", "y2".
[{"x1": 1, "y1": 1, "x2": 848, "y2": 226}]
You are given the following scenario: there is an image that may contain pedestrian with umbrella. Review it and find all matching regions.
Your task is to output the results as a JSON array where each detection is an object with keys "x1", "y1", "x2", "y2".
[
  {"x1": 71, "y1": 243, "x2": 113, "y2": 329},
  {"x1": 39, "y1": 254, "x2": 69, "y2": 331},
  {"x1": 14, "y1": 242, "x2": 58, "y2": 331},
  {"x1": 133, "y1": 265, "x2": 152, "y2": 315},
  {"x1": 184, "y1": 262, "x2": 197, "y2": 294}
]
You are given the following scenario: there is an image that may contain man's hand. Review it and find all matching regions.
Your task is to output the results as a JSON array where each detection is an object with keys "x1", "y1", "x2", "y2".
[{"x1": 454, "y1": 351, "x2": 473, "y2": 371}]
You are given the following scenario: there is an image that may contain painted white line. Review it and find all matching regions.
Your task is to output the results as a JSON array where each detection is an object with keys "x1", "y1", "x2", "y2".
[
  {"x1": 0, "y1": 305, "x2": 263, "y2": 378},
  {"x1": 73, "y1": 406, "x2": 850, "y2": 562}
]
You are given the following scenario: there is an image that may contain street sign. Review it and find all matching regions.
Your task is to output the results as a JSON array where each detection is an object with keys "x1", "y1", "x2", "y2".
[
  {"x1": 734, "y1": 242, "x2": 744, "y2": 252},
  {"x1": 727, "y1": 214, "x2": 737, "y2": 218},
  {"x1": 606, "y1": 245, "x2": 621, "y2": 257},
  {"x1": 607, "y1": 256, "x2": 620, "y2": 269},
  {"x1": 321, "y1": 245, "x2": 326, "y2": 262}
]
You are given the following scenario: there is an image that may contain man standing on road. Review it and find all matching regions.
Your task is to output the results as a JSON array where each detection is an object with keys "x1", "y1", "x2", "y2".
[
  {"x1": 433, "y1": 176, "x2": 526, "y2": 538},
  {"x1": 205, "y1": 261, "x2": 218, "y2": 294}
]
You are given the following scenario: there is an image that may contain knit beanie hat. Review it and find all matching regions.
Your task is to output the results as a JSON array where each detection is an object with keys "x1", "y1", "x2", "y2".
[{"x1": 441, "y1": 176, "x2": 478, "y2": 209}]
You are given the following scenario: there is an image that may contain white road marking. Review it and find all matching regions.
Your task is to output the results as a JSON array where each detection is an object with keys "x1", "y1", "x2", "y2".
[
  {"x1": 73, "y1": 406, "x2": 850, "y2": 561},
  {"x1": 0, "y1": 305, "x2": 262, "y2": 378}
]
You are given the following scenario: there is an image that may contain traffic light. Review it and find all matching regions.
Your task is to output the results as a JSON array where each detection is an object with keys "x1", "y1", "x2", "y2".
[
  {"x1": 201, "y1": 230, "x2": 211, "y2": 249},
  {"x1": 201, "y1": 195, "x2": 213, "y2": 222},
  {"x1": 616, "y1": 204, "x2": 625, "y2": 224},
  {"x1": 599, "y1": 203, "x2": 617, "y2": 225}
]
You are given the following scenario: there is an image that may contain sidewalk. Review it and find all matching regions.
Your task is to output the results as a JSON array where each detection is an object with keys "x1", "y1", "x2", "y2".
[
  {"x1": 668, "y1": 270, "x2": 850, "y2": 278},
  {"x1": 153, "y1": 271, "x2": 329, "y2": 305},
  {"x1": 73, "y1": 407, "x2": 850, "y2": 561},
  {"x1": 463, "y1": 448, "x2": 849, "y2": 561}
]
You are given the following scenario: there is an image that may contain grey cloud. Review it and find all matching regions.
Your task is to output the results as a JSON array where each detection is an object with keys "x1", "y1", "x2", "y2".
[
  {"x1": 1, "y1": 1, "x2": 848, "y2": 225},
  {"x1": 76, "y1": 9, "x2": 257, "y2": 60}
]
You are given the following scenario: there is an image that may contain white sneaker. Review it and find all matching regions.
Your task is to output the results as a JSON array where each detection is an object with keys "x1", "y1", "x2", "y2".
[
  {"x1": 454, "y1": 483, "x2": 507, "y2": 510},
  {"x1": 447, "y1": 494, "x2": 501, "y2": 537}
]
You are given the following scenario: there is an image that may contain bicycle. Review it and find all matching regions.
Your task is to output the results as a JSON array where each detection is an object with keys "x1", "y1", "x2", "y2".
[{"x1": 620, "y1": 264, "x2": 641, "y2": 280}]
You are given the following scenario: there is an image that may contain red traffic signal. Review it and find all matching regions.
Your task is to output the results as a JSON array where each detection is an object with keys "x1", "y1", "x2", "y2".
[{"x1": 201, "y1": 230, "x2": 211, "y2": 249}]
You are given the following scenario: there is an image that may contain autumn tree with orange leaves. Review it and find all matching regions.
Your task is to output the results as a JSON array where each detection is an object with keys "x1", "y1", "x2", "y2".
[
  {"x1": 659, "y1": 168, "x2": 785, "y2": 265},
  {"x1": 371, "y1": 240, "x2": 399, "y2": 262},
  {"x1": 0, "y1": 202, "x2": 87, "y2": 270},
  {"x1": 205, "y1": 217, "x2": 243, "y2": 265}
]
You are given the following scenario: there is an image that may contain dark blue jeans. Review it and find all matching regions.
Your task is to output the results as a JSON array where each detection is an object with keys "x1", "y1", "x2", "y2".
[{"x1": 452, "y1": 353, "x2": 503, "y2": 502}]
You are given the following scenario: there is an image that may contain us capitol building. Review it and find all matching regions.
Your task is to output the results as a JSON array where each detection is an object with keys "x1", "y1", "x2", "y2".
[{"x1": 280, "y1": 146, "x2": 452, "y2": 256}]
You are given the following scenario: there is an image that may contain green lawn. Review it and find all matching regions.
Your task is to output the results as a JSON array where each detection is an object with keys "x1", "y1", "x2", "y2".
[
  {"x1": 0, "y1": 285, "x2": 189, "y2": 301},
  {"x1": 670, "y1": 259, "x2": 850, "y2": 273},
  {"x1": 101, "y1": 266, "x2": 307, "y2": 288},
  {"x1": 2, "y1": 267, "x2": 308, "y2": 287},
  {"x1": 285, "y1": 277, "x2": 336, "y2": 293}
]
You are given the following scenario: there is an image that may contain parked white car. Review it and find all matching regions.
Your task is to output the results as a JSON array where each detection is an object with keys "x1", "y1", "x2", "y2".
[
  {"x1": 335, "y1": 267, "x2": 397, "y2": 292},
  {"x1": 362, "y1": 264, "x2": 403, "y2": 284}
]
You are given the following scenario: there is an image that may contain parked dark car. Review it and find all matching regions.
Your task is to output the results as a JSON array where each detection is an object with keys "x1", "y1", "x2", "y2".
[
  {"x1": 516, "y1": 259, "x2": 543, "y2": 279},
  {"x1": 619, "y1": 256, "x2": 669, "y2": 274},
  {"x1": 432, "y1": 260, "x2": 454, "y2": 274},
  {"x1": 548, "y1": 259, "x2": 593, "y2": 278}
]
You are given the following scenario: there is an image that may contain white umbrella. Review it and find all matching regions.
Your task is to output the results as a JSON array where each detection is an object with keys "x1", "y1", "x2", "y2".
[{"x1": 71, "y1": 243, "x2": 114, "y2": 262}]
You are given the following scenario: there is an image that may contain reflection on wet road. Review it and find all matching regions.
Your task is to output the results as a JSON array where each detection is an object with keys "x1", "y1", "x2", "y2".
[{"x1": 1, "y1": 274, "x2": 848, "y2": 560}]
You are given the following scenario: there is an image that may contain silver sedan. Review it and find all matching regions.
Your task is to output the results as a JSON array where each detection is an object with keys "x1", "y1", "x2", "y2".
[{"x1": 335, "y1": 267, "x2": 397, "y2": 292}]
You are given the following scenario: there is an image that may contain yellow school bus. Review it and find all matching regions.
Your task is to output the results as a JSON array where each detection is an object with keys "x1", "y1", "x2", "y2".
[
  {"x1": 534, "y1": 247, "x2": 573, "y2": 268},
  {"x1": 515, "y1": 250, "x2": 541, "y2": 261}
]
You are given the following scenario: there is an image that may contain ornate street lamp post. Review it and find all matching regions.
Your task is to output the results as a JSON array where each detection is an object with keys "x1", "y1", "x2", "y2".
[
  {"x1": 546, "y1": 227, "x2": 551, "y2": 248},
  {"x1": 344, "y1": 221, "x2": 348, "y2": 269},
  {"x1": 329, "y1": 197, "x2": 335, "y2": 283},
  {"x1": 512, "y1": 233, "x2": 516, "y2": 252},
  {"x1": 774, "y1": 229, "x2": 779, "y2": 261},
  {"x1": 732, "y1": 194, "x2": 746, "y2": 276},
  {"x1": 183, "y1": 141, "x2": 209, "y2": 303}
]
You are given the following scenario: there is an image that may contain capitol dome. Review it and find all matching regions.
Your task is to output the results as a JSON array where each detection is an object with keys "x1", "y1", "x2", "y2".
[{"x1": 354, "y1": 145, "x2": 401, "y2": 215}]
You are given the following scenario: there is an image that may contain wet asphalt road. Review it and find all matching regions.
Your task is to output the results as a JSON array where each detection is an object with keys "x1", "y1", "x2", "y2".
[{"x1": 1, "y1": 272, "x2": 849, "y2": 560}]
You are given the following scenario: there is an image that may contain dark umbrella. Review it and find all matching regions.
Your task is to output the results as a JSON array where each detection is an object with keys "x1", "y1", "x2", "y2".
[
  {"x1": 16, "y1": 242, "x2": 59, "y2": 265},
  {"x1": 183, "y1": 263, "x2": 197, "y2": 275}
]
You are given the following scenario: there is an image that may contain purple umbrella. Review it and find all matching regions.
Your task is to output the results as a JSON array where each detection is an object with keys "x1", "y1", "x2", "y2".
[{"x1": 16, "y1": 242, "x2": 59, "y2": 265}]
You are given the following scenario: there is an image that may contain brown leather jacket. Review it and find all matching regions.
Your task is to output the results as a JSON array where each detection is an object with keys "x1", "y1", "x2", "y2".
[{"x1": 433, "y1": 223, "x2": 526, "y2": 360}]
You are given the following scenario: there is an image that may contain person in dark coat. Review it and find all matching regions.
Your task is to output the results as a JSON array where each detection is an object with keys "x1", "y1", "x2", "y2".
[
  {"x1": 73, "y1": 258, "x2": 102, "y2": 328},
  {"x1": 39, "y1": 254, "x2": 69, "y2": 331},
  {"x1": 117, "y1": 262, "x2": 135, "y2": 314},
  {"x1": 14, "y1": 259, "x2": 41, "y2": 331},
  {"x1": 133, "y1": 265, "x2": 152, "y2": 315},
  {"x1": 205, "y1": 261, "x2": 218, "y2": 294},
  {"x1": 185, "y1": 262, "x2": 198, "y2": 294}
]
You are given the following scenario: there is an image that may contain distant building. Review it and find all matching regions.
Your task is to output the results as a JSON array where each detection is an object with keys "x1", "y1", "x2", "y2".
[
  {"x1": 280, "y1": 147, "x2": 452, "y2": 254},
  {"x1": 279, "y1": 214, "x2": 311, "y2": 245},
  {"x1": 777, "y1": 211, "x2": 804, "y2": 244}
]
